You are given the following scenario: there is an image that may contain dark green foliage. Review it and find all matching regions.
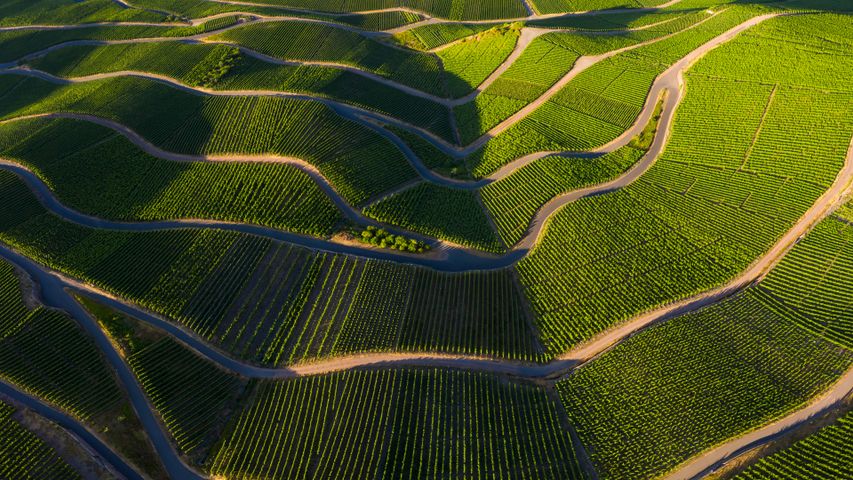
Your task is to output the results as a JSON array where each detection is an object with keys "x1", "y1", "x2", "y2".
[
  {"x1": 0, "y1": 401, "x2": 81, "y2": 480},
  {"x1": 0, "y1": 308, "x2": 123, "y2": 421},
  {"x1": 0, "y1": 74, "x2": 417, "y2": 204},
  {"x1": 356, "y1": 225, "x2": 429, "y2": 252},
  {"x1": 128, "y1": 338, "x2": 244, "y2": 457}
]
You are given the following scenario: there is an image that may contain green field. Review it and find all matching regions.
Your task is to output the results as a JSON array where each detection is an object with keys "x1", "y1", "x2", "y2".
[
  {"x1": 209, "y1": 20, "x2": 449, "y2": 95},
  {"x1": 734, "y1": 408, "x2": 853, "y2": 479},
  {"x1": 0, "y1": 74, "x2": 418, "y2": 205},
  {"x1": 516, "y1": 13, "x2": 853, "y2": 354},
  {"x1": 0, "y1": 117, "x2": 343, "y2": 237},
  {"x1": 2, "y1": 1, "x2": 853, "y2": 478},
  {"x1": 0, "y1": 401, "x2": 81, "y2": 479},
  {"x1": 25, "y1": 41, "x2": 455, "y2": 139},
  {"x1": 210, "y1": 368, "x2": 584, "y2": 479}
]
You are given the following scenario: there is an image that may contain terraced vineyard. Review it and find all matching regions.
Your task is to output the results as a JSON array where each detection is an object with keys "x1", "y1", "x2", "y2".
[
  {"x1": 1, "y1": 1, "x2": 852, "y2": 478},
  {"x1": 733, "y1": 407, "x2": 853, "y2": 479},
  {"x1": 209, "y1": 368, "x2": 584, "y2": 479},
  {"x1": 0, "y1": 401, "x2": 81, "y2": 479}
]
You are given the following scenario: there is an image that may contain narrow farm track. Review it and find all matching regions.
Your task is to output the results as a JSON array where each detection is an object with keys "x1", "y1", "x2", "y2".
[
  {"x1": 0, "y1": 248, "x2": 205, "y2": 480},
  {"x1": 665, "y1": 367, "x2": 853, "y2": 480},
  {"x1": 0, "y1": 134, "x2": 851, "y2": 381},
  {"x1": 203, "y1": 0, "x2": 685, "y2": 27},
  {"x1": 0, "y1": 10, "x2": 767, "y2": 195},
  {"x1": 0, "y1": 135, "x2": 850, "y2": 480},
  {"x1": 0, "y1": 380, "x2": 145, "y2": 480}
]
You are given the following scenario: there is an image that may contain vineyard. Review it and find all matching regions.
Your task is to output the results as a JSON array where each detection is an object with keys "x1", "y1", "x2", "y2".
[
  {"x1": 516, "y1": 15, "x2": 853, "y2": 354},
  {"x1": 208, "y1": 20, "x2": 448, "y2": 96},
  {"x1": 208, "y1": 368, "x2": 584, "y2": 479},
  {"x1": 754, "y1": 217, "x2": 853, "y2": 349},
  {"x1": 394, "y1": 22, "x2": 495, "y2": 50},
  {"x1": 0, "y1": 0, "x2": 163, "y2": 27},
  {"x1": 363, "y1": 183, "x2": 505, "y2": 252},
  {"x1": 0, "y1": 303, "x2": 123, "y2": 421},
  {"x1": 531, "y1": 0, "x2": 671, "y2": 15},
  {"x1": 557, "y1": 288, "x2": 853, "y2": 479},
  {"x1": 437, "y1": 24, "x2": 520, "y2": 98},
  {"x1": 217, "y1": 0, "x2": 529, "y2": 20},
  {"x1": 1, "y1": 1, "x2": 853, "y2": 479},
  {"x1": 128, "y1": 337, "x2": 246, "y2": 459},
  {"x1": 25, "y1": 41, "x2": 456, "y2": 139},
  {"x1": 0, "y1": 401, "x2": 81, "y2": 479},
  {"x1": 0, "y1": 171, "x2": 544, "y2": 363},
  {"x1": 0, "y1": 74, "x2": 418, "y2": 205},
  {"x1": 0, "y1": 117, "x2": 344, "y2": 237},
  {"x1": 467, "y1": 7, "x2": 755, "y2": 177},
  {"x1": 455, "y1": 10, "x2": 709, "y2": 145},
  {"x1": 734, "y1": 408, "x2": 853, "y2": 479}
]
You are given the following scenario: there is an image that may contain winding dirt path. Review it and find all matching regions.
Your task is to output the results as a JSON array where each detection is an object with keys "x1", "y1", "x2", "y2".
[
  {"x1": 205, "y1": 0, "x2": 685, "y2": 28},
  {"x1": 0, "y1": 11, "x2": 810, "y2": 260},
  {"x1": 3, "y1": 10, "x2": 762, "y2": 194},
  {"x1": 0, "y1": 248, "x2": 205, "y2": 479},
  {"x1": 664, "y1": 367, "x2": 853, "y2": 480},
  {"x1": 1, "y1": 132, "x2": 851, "y2": 376},
  {"x1": 0, "y1": 380, "x2": 147, "y2": 480}
]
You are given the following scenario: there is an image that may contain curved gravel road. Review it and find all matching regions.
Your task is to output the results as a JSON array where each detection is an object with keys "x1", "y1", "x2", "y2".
[
  {"x1": 204, "y1": 0, "x2": 686, "y2": 30},
  {"x1": 0, "y1": 128, "x2": 849, "y2": 479},
  {"x1": 1, "y1": 125, "x2": 850, "y2": 380},
  {"x1": 0, "y1": 247, "x2": 204, "y2": 480},
  {"x1": 665, "y1": 367, "x2": 853, "y2": 480},
  {"x1": 0, "y1": 380, "x2": 144, "y2": 480}
]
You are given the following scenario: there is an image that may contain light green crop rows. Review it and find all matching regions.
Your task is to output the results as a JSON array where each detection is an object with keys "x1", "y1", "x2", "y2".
[
  {"x1": 516, "y1": 14, "x2": 853, "y2": 354},
  {"x1": 558, "y1": 288, "x2": 852, "y2": 479},
  {"x1": 209, "y1": 368, "x2": 583, "y2": 479},
  {"x1": 0, "y1": 401, "x2": 81, "y2": 479}
]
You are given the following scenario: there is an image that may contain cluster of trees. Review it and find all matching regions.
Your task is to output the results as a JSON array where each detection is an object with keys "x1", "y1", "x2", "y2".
[{"x1": 358, "y1": 226, "x2": 430, "y2": 253}]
